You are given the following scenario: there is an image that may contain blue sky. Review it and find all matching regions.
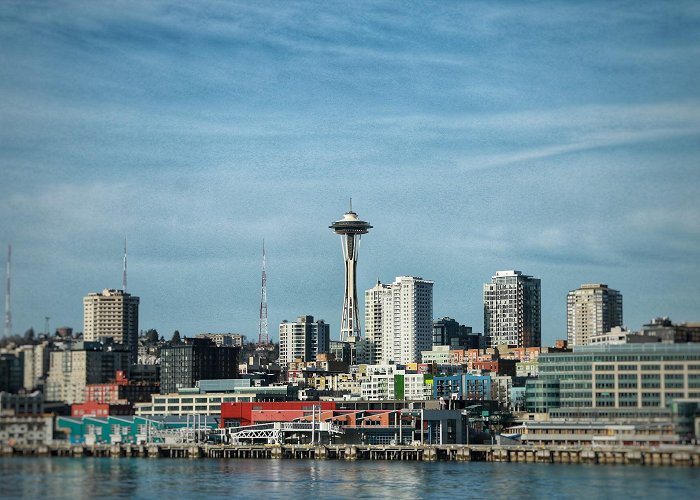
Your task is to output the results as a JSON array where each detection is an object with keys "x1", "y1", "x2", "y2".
[{"x1": 1, "y1": 1, "x2": 699, "y2": 344}]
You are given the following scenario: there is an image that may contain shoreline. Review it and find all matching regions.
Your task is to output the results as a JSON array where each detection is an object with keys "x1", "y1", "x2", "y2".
[{"x1": 3, "y1": 442, "x2": 700, "y2": 466}]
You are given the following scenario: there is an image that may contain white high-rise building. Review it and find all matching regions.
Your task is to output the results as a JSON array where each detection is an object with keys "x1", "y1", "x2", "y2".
[
  {"x1": 567, "y1": 283, "x2": 623, "y2": 346},
  {"x1": 365, "y1": 281, "x2": 393, "y2": 364},
  {"x1": 278, "y1": 315, "x2": 330, "y2": 367},
  {"x1": 483, "y1": 270, "x2": 541, "y2": 348},
  {"x1": 364, "y1": 276, "x2": 434, "y2": 365},
  {"x1": 83, "y1": 289, "x2": 139, "y2": 359}
]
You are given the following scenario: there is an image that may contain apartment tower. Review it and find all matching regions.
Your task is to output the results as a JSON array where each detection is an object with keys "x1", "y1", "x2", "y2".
[
  {"x1": 278, "y1": 315, "x2": 330, "y2": 367},
  {"x1": 483, "y1": 270, "x2": 541, "y2": 348},
  {"x1": 365, "y1": 276, "x2": 434, "y2": 364},
  {"x1": 83, "y1": 289, "x2": 139, "y2": 361},
  {"x1": 566, "y1": 283, "x2": 623, "y2": 346}
]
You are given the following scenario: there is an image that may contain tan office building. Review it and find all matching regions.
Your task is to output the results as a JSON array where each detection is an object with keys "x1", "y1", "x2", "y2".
[
  {"x1": 84, "y1": 289, "x2": 139, "y2": 359},
  {"x1": 567, "y1": 283, "x2": 622, "y2": 346}
]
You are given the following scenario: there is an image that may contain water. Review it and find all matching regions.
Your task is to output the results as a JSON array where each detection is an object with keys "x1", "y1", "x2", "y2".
[{"x1": 1, "y1": 457, "x2": 699, "y2": 499}]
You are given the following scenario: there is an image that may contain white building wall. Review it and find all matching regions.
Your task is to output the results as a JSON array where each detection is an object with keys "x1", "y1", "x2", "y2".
[{"x1": 364, "y1": 276, "x2": 434, "y2": 365}]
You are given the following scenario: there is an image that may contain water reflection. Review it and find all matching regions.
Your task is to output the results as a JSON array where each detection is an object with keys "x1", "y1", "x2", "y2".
[{"x1": 2, "y1": 457, "x2": 700, "y2": 499}]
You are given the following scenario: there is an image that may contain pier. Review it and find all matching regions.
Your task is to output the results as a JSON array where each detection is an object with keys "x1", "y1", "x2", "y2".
[{"x1": 3, "y1": 443, "x2": 700, "y2": 466}]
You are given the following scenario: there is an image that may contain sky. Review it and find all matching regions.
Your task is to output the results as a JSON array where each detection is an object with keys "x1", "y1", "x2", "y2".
[{"x1": 1, "y1": 1, "x2": 699, "y2": 345}]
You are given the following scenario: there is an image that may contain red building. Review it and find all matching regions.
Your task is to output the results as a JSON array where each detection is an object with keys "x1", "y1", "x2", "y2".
[
  {"x1": 220, "y1": 401, "x2": 337, "y2": 428},
  {"x1": 85, "y1": 370, "x2": 158, "y2": 405},
  {"x1": 71, "y1": 400, "x2": 132, "y2": 417},
  {"x1": 472, "y1": 359, "x2": 517, "y2": 377}
]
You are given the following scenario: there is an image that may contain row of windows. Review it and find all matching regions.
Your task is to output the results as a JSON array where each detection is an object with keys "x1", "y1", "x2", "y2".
[{"x1": 151, "y1": 405, "x2": 220, "y2": 412}]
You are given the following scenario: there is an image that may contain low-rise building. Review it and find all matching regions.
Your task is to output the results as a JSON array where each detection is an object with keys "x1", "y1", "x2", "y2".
[
  {"x1": 0, "y1": 414, "x2": 53, "y2": 445},
  {"x1": 56, "y1": 415, "x2": 219, "y2": 445},
  {"x1": 359, "y1": 365, "x2": 433, "y2": 401},
  {"x1": 505, "y1": 420, "x2": 679, "y2": 447},
  {"x1": 85, "y1": 370, "x2": 159, "y2": 405},
  {"x1": 433, "y1": 374, "x2": 492, "y2": 401},
  {"x1": 536, "y1": 343, "x2": 700, "y2": 411},
  {"x1": 1, "y1": 391, "x2": 44, "y2": 415},
  {"x1": 134, "y1": 384, "x2": 295, "y2": 417},
  {"x1": 45, "y1": 342, "x2": 130, "y2": 404},
  {"x1": 195, "y1": 333, "x2": 246, "y2": 347}
]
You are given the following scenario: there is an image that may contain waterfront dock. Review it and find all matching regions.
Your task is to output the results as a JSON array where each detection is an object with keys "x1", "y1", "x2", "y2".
[{"x1": 3, "y1": 443, "x2": 699, "y2": 466}]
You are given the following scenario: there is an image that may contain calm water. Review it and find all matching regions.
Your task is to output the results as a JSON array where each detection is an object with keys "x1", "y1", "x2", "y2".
[{"x1": 1, "y1": 457, "x2": 699, "y2": 499}]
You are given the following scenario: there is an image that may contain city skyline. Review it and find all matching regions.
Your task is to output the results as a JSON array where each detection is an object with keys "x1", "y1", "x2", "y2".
[{"x1": 1, "y1": 2, "x2": 699, "y2": 343}]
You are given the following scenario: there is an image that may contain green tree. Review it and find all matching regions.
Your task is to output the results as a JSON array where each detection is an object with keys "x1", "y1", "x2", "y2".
[{"x1": 145, "y1": 329, "x2": 159, "y2": 343}]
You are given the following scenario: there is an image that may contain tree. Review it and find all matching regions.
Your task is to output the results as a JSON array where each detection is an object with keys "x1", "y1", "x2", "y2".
[
  {"x1": 24, "y1": 328, "x2": 35, "y2": 342},
  {"x1": 172, "y1": 330, "x2": 181, "y2": 345},
  {"x1": 145, "y1": 329, "x2": 159, "y2": 343}
]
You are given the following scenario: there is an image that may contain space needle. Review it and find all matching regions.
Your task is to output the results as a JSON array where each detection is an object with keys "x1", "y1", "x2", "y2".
[{"x1": 330, "y1": 203, "x2": 372, "y2": 343}]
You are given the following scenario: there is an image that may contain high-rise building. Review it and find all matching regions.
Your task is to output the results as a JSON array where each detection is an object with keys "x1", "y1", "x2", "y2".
[
  {"x1": 20, "y1": 341, "x2": 50, "y2": 391},
  {"x1": 83, "y1": 289, "x2": 139, "y2": 361},
  {"x1": 278, "y1": 315, "x2": 330, "y2": 367},
  {"x1": 566, "y1": 283, "x2": 623, "y2": 346},
  {"x1": 159, "y1": 338, "x2": 239, "y2": 394},
  {"x1": 365, "y1": 276, "x2": 434, "y2": 365},
  {"x1": 364, "y1": 281, "x2": 393, "y2": 364},
  {"x1": 483, "y1": 270, "x2": 541, "y2": 348}
]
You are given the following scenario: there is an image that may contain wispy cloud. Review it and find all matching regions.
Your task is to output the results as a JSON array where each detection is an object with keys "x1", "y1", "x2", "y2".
[{"x1": 1, "y1": 1, "x2": 700, "y2": 338}]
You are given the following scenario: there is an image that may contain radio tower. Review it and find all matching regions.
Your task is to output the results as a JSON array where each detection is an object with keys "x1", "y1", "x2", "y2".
[
  {"x1": 122, "y1": 237, "x2": 127, "y2": 292},
  {"x1": 4, "y1": 245, "x2": 10, "y2": 338},
  {"x1": 258, "y1": 241, "x2": 269, "y2": 345}
]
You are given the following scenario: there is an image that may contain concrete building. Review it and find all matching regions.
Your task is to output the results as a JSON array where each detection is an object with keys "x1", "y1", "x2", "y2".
[
  {"x1": 159, "y1": 338, "x2": 239, "y2": 394},
  {"x1": 566, "y1": 283, "x2": 623, "y2": 346},
  {"x1": 45, "y1": 342, "x2": 130, "y2": 404},
  {"x1": 0, "y1": 414, "x2": 53, "y2": 445},
  {"x1": 20, "y1": 341, "x2": 51, "y2": 391},
  {"x1": 83, "y1": 289, "x2": 139, "y2": 361},
  {"x1": 195, "y1": 333, "x2": 246, "y2": 347},
  {"x1": 432, "y1": 374, "x2": 492, "y2": 401},
  {"x1": 638, "y1": 317, "x2": 700, "y2": 343},
  {"x1": 483, "y1": 270, "x2": 541, "y2": 348},
  {"x1": 530, "y1": 343, "x2": 700, "y2": 413},
  {"x1": 1, "y1": 391, "x2": 44, "y2": 415},
  {"x1": 432, "y1": 317, "x2": 481, "y2": 348},
  {"x1": 278, "y1": 315, "x2": 330, "y2": 367},
  {"x1": 504, "y1": 420, "x2": 678, "y2": 447},
  {"x1": 85, "y1": 370, "x2": 158, "y2": 405},
  {"x1": 359, "y1": 364, "x2": 433, "y2": 401},
  {"x1": 0, "y1": 351, "x2": 23, "y2": 393},
  {"x1": 365, "y1": 276, "x2": 434, "y2": 364},
  {"x1": 135, "y1": 382, "x2": 294, "y2": 417}
]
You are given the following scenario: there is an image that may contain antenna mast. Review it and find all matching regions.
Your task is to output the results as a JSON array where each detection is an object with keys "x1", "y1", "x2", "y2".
[
  {"x1": 4, "y1": 245, "x2": 10, "y2": 338},
  {"x1": 258, "y1": 241, "x2": 269, "y2": 345},
  {"x1": 122, "y1": 237, "x2": 127, "y2": 292}
]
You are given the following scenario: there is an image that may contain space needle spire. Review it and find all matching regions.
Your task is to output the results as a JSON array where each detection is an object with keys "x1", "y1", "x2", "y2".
[
  {"x1": 330, "y1": 203, "x2": 372, "y2": 342},
  {"x1": 258, "y1": 240, "x2": 269, "y2": 345},
  {"x1": 4, "y1": 244, "x2": 11, "y2": 338},
  {"x1": 122, "y1": 237, "x2": 127, "y2": 293}
]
